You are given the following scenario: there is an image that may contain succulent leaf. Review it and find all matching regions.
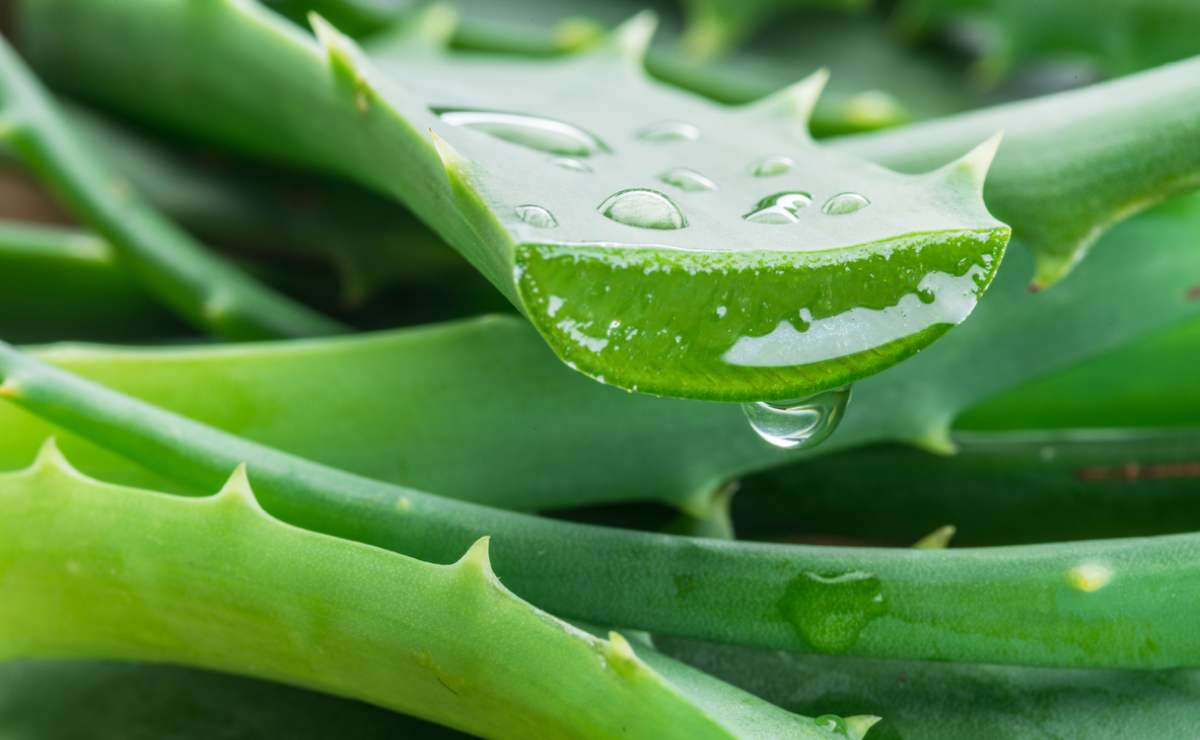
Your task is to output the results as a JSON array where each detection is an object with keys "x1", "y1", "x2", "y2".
[
  {"x1": 659, "y1": 634, "x2": 1200, "y2": 740},
  {"x1": 838, "y1": 55, "x2": 1200, "y2": 288},
  {"x1": 0, "y1": 444, "x2": 837, "y2": 739},
  {"x1": 2, "y1": 193, "x2": 1196, "y2": 522},
  {"x1": 17, "y1": 0, "x2": 1009, "y2": 400},
  {"x1": 5, "y1": 326, "x2": 1200, "y2": 668},
  {"x1": 0, "y1": 34, "x2": 345, "y2": 340}
]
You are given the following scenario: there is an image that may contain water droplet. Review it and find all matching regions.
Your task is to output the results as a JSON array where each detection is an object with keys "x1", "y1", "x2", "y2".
[
  {"x1": 636, "y1": 120, "x2": 700, "y2": 143},
  {"x1": 659, "y1": 167, "x2": 717, "y2": 192},
  {"x1": 433, "y1": 109, "x2": 607, "y2": 157},
  {"x1": 550, "y1": 156, "x2": 591, "y2": 172},
  {"x1": 822, "y1": 192, "x2": 870, "y2": 215},
  {"x1": 815, "y1": 715, "x2": 849, "y2": 736},
  {"x1": 751, "y1": 155, "x2": 795, "y2": 177},
  {"x1": 742, "y1": 385, "x2": 850, "y2": 450},
  {"x1": 515, "y1": 204, "x2": 557, "y2": 228},
  {"x1": 598, "y1": 189, "x2": 686, "y2": 230},
  {"x1": 779, "y1": 570, "x2": 886, "y2": 653},
  {"x1": 743, "y1": 192, "x2": 812, "y2": 224},
  {"x1": 916, "y1": 287, "x2": 936, "y2": 304}
]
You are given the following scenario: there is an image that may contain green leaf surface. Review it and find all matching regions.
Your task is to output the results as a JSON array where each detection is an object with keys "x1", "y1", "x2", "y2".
[
  {"x1": 60, "y1": 107, "x2": 468, "y2": 310},
  {"x1": 0, "y1": 443, "x2": 834, "y2": 740},
  {"x1": 837, "y1": 54, "x2": 1200, "y2": 287},
  {"x1": 898, "y1": 0, "x2": 1200, "y2": 85},
  {"x1": 0, "y1": 660, "x2": 469, "y2": 740},
  {"x1": 658, "y1": 635, "x2": 1200, "y2": 740},
  {"x1": 17, "y1": 0, "x2": 1008, "y2": 400},
  {"x1": 0, "y1": 219, "x2": 180, "y2": 343},
  {"x1": 5, "y1": 322, "x2": 1200, "y2": 668},
  {"x1": 1, "y1": 195, "x2": 1197, "y2": 526},
  {"x1": 735, "y1": 428, "x2": 1200, "y2": 546},
  {"x1": 0, "y1": 34, "x2": 345, "y2": 340}
]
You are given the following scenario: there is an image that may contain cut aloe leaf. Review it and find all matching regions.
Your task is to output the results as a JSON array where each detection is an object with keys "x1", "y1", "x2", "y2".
[
  {"x1": 1, "y1": 193, "x2": 1197, "y2": 528},
  {"x1": 16, "y1": 0, "x2": 1009, "y2": 401},
  {"x1": 0, "y1": 442, "x2": 843, "y2": 739}
]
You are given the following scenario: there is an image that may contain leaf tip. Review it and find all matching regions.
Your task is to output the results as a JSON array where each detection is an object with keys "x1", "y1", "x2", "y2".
[
  {"x1": 409, "y1": 2, "x2": 459, "y2": 48},
  {"x1": 846, "y1": 714, "x2": 883, "y2": 739},
  {"x1": 309, "y1": 12, "x2": 365, "y2": 85},
  {"x1": 428, "y1": 128, "x2": 470, "y2": 178},
  {"x1": 743, "y1": 68, "x2": 829, "y2": 135},
  {"x1": 604, "y1": 631, "x2": 642, "y2": 675},
  {"x1": 913, "y1": 424, "x2": 957, "y2": 456},
  {"x1": 215, "y1": 463, "x2": 262, "y2": 511},
  {"x1": 31, "y1": 436, "x2": 72, "y2": 473},
  {"x1": 912, "y1": 524, "x2": 956, "y2": 550},
  {"x1": 935, "y1": 130, "x2": 1004, "y2": 193},
  {"x1": 456, "y1": 535, "x2": 497, "y2": 579},
  {"x1": 606, "y1": 11, "x2": 658, "y2": 65}
]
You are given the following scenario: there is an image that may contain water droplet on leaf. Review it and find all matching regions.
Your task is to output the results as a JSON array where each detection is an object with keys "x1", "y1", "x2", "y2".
[
  {"x1": 779, "y1": 570, "x2": 886, "y2": 653},
  {"x1": 515, "y1": 204, "x2": 557, "y2": 228},
  {"x1": 815, "y1": 715, "x2": 849, "y2": 736},
  {"x1": 659, "y1": 167, "x2": 717, "y2": 192},
  {"x1": 599, "y1": 189, "x2": 687, "y2": 230},
  {"x1": 751, "y1": 155, "x2": 795, "y2": 177},
  {"x1": 636, "y1": 120, "x2": 700, "y2": 143},
  {"x1": 434, "y1": 109, "x2": 607, "y2": 157},
  {"x1": 743, "y1": 385, "x2": 850, "y2": 449},
  {"x1": 744, "y1": 192, "x2": 812, "y2": 224},
  {"x1": 550, "y1": 156, "x2": 592, "y2": 172},
  {"x1": 822, "y1": 192, "x2": 870, "y2": 215}
]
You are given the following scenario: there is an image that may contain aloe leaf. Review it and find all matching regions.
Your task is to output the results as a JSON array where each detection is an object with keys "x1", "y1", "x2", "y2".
[
  {"x1": 17, "y1": 0, "x2": 1009, "y2": 401},
  {"x1": 736, "y1": 428, "x2": 1200, "y2": 546},
  {"x1": 898, "y1": 0, "x2": 1200, "y2": 85},
  {"x1": 676, "y1": 0, "x2": 869, "y2": 59},
  {"x1": 0, "y1": 194, "x2": 1197, "y2": 526},
  {"x1": 58, "y1": 107, "x2": 469, "y2": 310},
  {"x1": 0, "y1": 35, "x2": 346, "y2": 341},
  {"x1": 959, "y1": 317, "x2": 1200, "y2": 431},
  {"x1": 837, "y1": 55, "x2": 1200, "y2": 288},
  {"x1": 0, "y1": 442, "x2": 838, "y2": 739},
  {"x1": 0, "y1": 660, "x2": 468, "y2": 740},
  {"x1": 6, "y1": 336, "x2": 1200, "y2": 668},
  {"x1": 0, "y1": 219, "x2": 179, "y2": 343},
  {"x1": 657, "y1": 635, "x2": 1200, "y2": 740}
]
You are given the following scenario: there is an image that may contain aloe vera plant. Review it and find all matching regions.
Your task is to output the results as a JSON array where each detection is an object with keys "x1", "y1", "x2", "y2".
[
  {"x1": 16, "y1": 0, "x2": 1013, "y2": 401},
  {"x1": 3, "y1": 0, "x2": 1200, "y2": 737}
]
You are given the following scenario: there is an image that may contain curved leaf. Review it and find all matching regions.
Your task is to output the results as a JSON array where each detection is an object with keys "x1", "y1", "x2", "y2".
[
  {"x1": 0, "y1": 442, "x2": 834, "y2": 739},
  {"x1": 17, "y1": 0, "x2": 1008, "y2": 400}
]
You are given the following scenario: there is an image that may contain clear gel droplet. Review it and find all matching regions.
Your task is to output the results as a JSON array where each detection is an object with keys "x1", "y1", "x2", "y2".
[
  {"x1": 779, "y1": 570, "x2": 886, "y2": 653},
  {"x1": 636, "y1": 120, "x2": 700, "y2": 143},
  {"x1": 433, "y1": 109, "x2": 607, "y2": 157},
  {"x1": 822, "y1": 192, "x2": 870, "y2": 215},
  {"x1": 751, "y1": 155, "x2": 795, "y2": 177},
  {"x1": 598, "y1": 189, "x2": 686, "y2": 230},
  {"x1": 659, "y1": 167, "x2": 717, "y2": 192},
  {"x1": 515, "y1": 204, "x2": 557, "y2": 228},
  {"x1": 743, "y1": 192, "x2": 812, "y2": 224},
  {"x1": 742, "y1": 385, "x2": 850, "y2": 450},
  {"x1": 549, "y1": 156, "x2": 592, "y2": 172}
]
